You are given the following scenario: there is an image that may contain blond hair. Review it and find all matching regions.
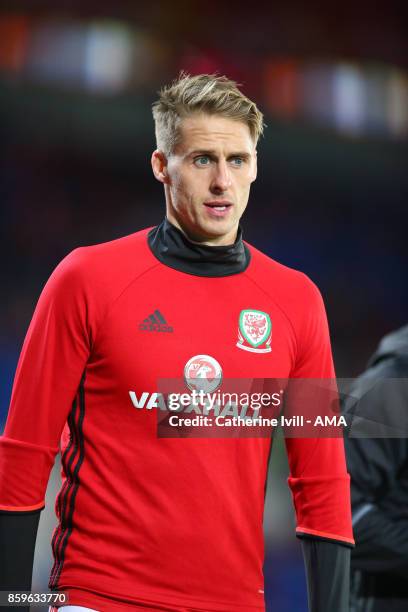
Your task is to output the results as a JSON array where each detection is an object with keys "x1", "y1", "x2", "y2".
[{"x1": 152, "y1": 72, "x2": 265, "y2": 156}]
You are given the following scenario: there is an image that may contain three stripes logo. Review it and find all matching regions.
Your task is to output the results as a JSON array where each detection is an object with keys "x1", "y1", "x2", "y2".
[
  {"x1": 49, "y1": 372, "x2": 86, "y2": 588},
  {"x1": 139, "y1": 309, "x2": 173, "y2": 333}
]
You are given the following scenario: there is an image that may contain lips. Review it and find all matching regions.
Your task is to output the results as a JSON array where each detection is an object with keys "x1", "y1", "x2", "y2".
[
  {"x1": 204, "y1": 200, "x2": 233, "y2": 212},
  {"x1": 203, "y1": 201, "x2": 233, "y2": 218}
]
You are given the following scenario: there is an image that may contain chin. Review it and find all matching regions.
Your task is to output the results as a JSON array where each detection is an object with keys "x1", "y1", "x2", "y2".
[{"x1": 201, "y1": 223, "x2": 234, "y2": 238}]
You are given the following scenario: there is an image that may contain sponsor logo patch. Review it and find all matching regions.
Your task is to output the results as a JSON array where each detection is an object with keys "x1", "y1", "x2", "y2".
[{"x1": 184, "y1": 354, "x2": 223, "y2": 393}]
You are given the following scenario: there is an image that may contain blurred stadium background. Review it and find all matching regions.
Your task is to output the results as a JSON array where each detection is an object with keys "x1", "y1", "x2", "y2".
[{"x1": 0, "y1": 2, "x2": 407, "y2": 611}]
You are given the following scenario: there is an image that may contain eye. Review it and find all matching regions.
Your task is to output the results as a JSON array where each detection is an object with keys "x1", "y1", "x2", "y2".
[
  {"x1": 230, "y1": 157, "x2": 244, "y2": 166},
  {"x1": 194, "y1": 156, "x2": 211, "y2": 167}
]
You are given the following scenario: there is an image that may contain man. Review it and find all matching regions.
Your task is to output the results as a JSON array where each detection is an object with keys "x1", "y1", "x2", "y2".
[
  {"x1": 0, "y1": 73, "x2": 353, "y2": 611},
  {"x1": 343, "y1": 325, "x2": 408, "y2": 611}
]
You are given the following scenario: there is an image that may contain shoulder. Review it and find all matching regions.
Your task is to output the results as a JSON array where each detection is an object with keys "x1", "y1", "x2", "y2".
[
  {"x1": 41, "y1": 227, "x2": 159, "y2": 314},
  {"x1": 63, "y1": 227, "x2": 154, "y2": 272},
  {"x1": 343, "y1": 357, "x2": 408, "y2": 435},
  {"x1": 50, "y1": 227, "x2": 157, "y2": 287},
  {"x1": 34, "y1": 227, "x2": 160, "y2": 336},
  {"x1": 245, "y1": 241, "x2": 323, "y2": 308},
  {"x1": 347, "y1": 353, "x2": 408, "y2": 405},
  {"x1": 245, "y1": 242, "x2": 334, "y2": 376}
]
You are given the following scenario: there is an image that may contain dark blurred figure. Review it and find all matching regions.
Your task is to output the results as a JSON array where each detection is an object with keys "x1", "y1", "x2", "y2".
[{"x1": 343, "y1": 325, "x2": 408, "y2": 611}]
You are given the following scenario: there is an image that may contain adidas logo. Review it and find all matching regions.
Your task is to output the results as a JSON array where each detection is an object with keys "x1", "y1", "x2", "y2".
[{"x1": 139, "y1": 309, "x2": 173, "y2": 333}]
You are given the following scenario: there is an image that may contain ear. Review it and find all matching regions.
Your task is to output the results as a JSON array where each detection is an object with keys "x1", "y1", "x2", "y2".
[{"x1": 151, "y1": 150, "x2": 169, "y2": 184}]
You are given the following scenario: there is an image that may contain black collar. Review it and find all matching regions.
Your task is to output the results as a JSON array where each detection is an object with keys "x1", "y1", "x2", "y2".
[{"x1": 147, "y1": 218, "x2": 251, "y2": 277}]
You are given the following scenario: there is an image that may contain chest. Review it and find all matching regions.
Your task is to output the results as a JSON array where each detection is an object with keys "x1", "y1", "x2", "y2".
[{"x1": 91, "y1": 268, "x2": 296, "y2": 390}]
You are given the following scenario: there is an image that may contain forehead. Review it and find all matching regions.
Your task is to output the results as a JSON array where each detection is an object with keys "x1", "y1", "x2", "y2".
[{"x1": 176, "y1": 113, "x2": 255, "y2": 154}]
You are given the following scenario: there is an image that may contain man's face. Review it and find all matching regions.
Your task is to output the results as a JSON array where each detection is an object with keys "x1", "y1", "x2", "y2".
[{"x1": 152, "y1": 113, "x2": 257, "y2": 245}]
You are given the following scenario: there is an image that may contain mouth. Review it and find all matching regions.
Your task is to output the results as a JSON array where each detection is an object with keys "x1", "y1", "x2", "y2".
[{"x1": 203, "y1": 201, "x2": 233, "y2": 218}]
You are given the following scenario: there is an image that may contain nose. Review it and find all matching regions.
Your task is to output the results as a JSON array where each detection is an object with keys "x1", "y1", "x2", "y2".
[{"x1": 211, "y1": 160, "x2": 232, "y2": 193}]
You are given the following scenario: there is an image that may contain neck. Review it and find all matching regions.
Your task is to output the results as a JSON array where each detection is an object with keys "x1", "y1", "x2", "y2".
[{"x1": 147, "y1": 217, "x2": 251, "y2": 278}]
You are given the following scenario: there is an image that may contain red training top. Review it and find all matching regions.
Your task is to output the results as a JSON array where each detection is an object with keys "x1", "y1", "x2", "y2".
[{"x1": 0, "y1": 220, "x2": 353, "y2": 611}]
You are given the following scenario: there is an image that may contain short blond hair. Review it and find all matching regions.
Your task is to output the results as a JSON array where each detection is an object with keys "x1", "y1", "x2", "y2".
[{"x1": 152, "y1": 72, "x2": 265, "y2": 156}]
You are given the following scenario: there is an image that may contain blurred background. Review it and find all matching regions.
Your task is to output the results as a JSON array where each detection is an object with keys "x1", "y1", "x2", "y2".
[{"x1": 0, "y1": 1, "x2": 407, "y2": 610}]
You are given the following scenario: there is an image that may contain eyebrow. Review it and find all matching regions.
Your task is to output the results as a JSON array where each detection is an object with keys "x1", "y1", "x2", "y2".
[{"x1": 188, "y1": 149, "x2": 252, "y2": 160}]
